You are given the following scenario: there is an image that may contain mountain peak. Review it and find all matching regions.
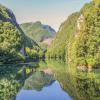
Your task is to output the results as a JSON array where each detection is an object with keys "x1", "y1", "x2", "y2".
[{"x1": 20, "y1": 22, "x2": 56, "y2": 42}]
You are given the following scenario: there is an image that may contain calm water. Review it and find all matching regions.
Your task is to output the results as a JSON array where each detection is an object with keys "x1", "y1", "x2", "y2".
[
  {"x1": 0, "y1": 60, "x2": 100, "y2": 100},
  {"x1": 16, "y1": 81, "x2": 71, "y2": 100}
]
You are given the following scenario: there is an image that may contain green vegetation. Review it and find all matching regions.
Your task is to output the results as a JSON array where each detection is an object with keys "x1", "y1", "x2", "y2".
[
  {"x1": 25, "y1": 46, "x2": 45, "y2": 60},
  {"x1": 0, "y1": 4, "x2": 24, "y2": 63},
  {"x1": 0, "y1": 4, "x2": 44, "y2": 63},
  {"x1": 68, "y1": 0, "x2": 100, "y2": 68},
  {"x1": 0, "y1": 0, "x2": 100, "y2": 100},
  {"x1": 21, "y1": 22, "x2": 56, "y2": 53},
  {"x1": 46, "y1": 12, "x2": 79, "y2": 60},
  {"x1": 20, "y1": 21, "x2": 55, "y2": 42},
  {"x1": 47, "y1": 0, "x2": 100, "y2": 69}
]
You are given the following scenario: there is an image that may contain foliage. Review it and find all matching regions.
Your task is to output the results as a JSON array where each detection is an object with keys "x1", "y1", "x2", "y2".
[
  {"x1": 25, "y1": 47, "x2": 45, "y2": 60},
  {"x1": 46, "y1": 12, "x2": 79, "y2": 60},
  {"x1": 25, "y1": 47, "x2": 39, "y2": 60},
  {"x1": 68, "y1": 0, "x2": 100, "y2": 68},
  {"x1": 0, "y1": 4, "x2": 41, "y2": 63},
  {"x1": 20, "y1": 21, "x2": 55, "y2": 42},
  {"x1": 0, "y1": 20, "x2": 24, "y2": 63},
  {"x1": 46, "y1": 0, "x2": 100, "y2": 68}
]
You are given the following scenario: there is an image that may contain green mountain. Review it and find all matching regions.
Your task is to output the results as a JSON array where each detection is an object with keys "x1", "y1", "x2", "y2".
[
  {"x1": 47, "y1": 0, "x2": 100, "y2": 68},
  {"x1": 68, "y1": 0, "x2": 100, "y2": 68},
  {"x1": 46, "y1": 12, "x2": 79, "y2": 59},
  {"x1": 20, "y1": 21, "x2": 56, "y2": 43},
  {"x1": 0, "y1": 4, "x2": 40, "y2": 63}
]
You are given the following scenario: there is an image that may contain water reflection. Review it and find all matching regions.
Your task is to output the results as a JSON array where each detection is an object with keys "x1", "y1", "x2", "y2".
[
  {"x1": 24, "y1": 71, "x2": 54, "y2": 91},
  {"x1": 45, "y1": 60, "x2": 100, "y2": 100},
  {"x1": 0, "y1": 63, "x2": 39, "y2": 100},
  {"x1": 0, "y1": 60, "x2": 100, "y2": 100},
  {"x1": 16, "y1": 66, "x2": 71, "y2": 100},
  {"x1": 16, "y1": 81, "x2": 71, "y2": 100}
]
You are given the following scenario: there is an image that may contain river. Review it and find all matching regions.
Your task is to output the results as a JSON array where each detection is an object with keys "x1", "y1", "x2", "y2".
[{"x1": 0, "y1": 60, "x2": 99, "y2": 100}]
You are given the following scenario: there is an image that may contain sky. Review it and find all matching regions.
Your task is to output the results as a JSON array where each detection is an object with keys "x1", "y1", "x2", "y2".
[{"x1": 0, "y1": 0, "x2": 91, "y2": 31}]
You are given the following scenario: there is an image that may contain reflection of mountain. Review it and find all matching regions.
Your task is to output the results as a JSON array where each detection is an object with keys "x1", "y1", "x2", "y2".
[
  {"x1": 16, "y1": 80, "x2": 71, "y2": 100},
  {"x1": 24, "y1": 71, "x2": 54, "y2": 91},
  {"x1": 46, "y1": 60, "x2": 100, "y2": 100}
]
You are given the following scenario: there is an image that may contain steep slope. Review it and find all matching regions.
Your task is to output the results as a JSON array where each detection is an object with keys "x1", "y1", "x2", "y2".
[
  {"x1": 46, "y1": 12, "x2": 79, "y2": 59},
  {"x1": 20, "y1": 21, "x2": 56, "y2": 42},
  {"x1": 68, "y1": 0, "x2": 100, "y2": 69},
  {"x1": 0, "y1": 4, "x2": 24, "y2": 62},
  {"x1": 46, "y1": 0, "x2": 100, "y2": 69},
  {"x1": 0, "y1": 4, "x2": 40, "y2": 63}
]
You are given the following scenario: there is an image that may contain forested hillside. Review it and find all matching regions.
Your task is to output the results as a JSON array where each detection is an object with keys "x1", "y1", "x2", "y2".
[
  {"x1": 68, "y1": 0, "x2": 100, "y2": 69},
  {"x1": 0, "y1": 4, "x2": 41, "y2": 63},
  {"x1": 46, "y1": 12, "x2": 79, "y2": 60},
  {"x1": 46, "y1": 0, "x2": 100, "y2": 69},
  {"x1": 0, "y1": 0, "x2": 100, "y2": 67},
  {"x1": 20, "y1": 22, "x2": 55, "y2": 42}
]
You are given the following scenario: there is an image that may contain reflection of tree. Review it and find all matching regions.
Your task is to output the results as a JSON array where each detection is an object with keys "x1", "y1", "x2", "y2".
[
  {"x1": 0, "y1": 63, "x2": 39, "y2": 100},
  {"x1": 46, "y1": 60, "x2": 100, "y2": 100},
  {"x1": 0, "y1": 65, "x2": 22, "y2": 100},
  {"x1": 24, "y1": 71, "x2": 54, "y2": 91},
  {"x1": 0, "y1": 60, "x2": 99, "y2": 100},
  {"x1": 75, "y1": 72, "x2": 100, "y2": 100}
]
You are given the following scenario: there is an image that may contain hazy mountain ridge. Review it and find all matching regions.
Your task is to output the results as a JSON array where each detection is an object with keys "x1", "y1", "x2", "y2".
[{"x1": 20, "y1": 21, "x2": 56, "y2": 43}]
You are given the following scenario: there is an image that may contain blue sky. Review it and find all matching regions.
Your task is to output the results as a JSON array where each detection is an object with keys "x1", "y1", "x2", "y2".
[{"x1": 0, "y1": 0, "x2": 91, "y2": 31}]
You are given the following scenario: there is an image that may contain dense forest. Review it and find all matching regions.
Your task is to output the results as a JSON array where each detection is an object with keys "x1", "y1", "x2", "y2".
[
  {"x1": 68, "y1": 0, "x2": 100, "y2": 69},
  {"x1": 46, "y1": 0, "x2": 100, "y2": 69},
  {"x1": 0, "y1": 4, "x2": 45, "y2": 63},
  {"x1": 0, "y1": 0, "x2": 100, "y2": 69},
  {"x1": 0, "y1": 0, "x2": 100, "y2": 100}
]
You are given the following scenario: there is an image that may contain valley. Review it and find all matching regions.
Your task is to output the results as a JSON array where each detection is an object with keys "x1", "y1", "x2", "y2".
[{"x1": 0, "y1": 0, "x2": 100, "y2": 100}]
